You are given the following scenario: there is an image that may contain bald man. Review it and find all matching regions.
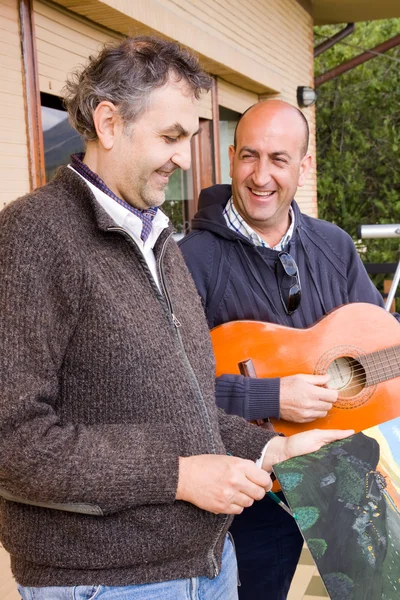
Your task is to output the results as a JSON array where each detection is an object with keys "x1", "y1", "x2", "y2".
[{"x1": 179, "y1": 100, "x2": 388, "y2": 599}]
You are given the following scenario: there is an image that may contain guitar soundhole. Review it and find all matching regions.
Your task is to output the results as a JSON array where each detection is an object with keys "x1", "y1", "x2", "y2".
[{"x1": 326, "y1": 357, "x2": 366, "y2": 398}]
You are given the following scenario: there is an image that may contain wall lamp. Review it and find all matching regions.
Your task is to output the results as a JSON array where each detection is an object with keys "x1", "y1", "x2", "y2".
[{"x1": 297, "y1": 86, "x2": 317, "y2": 108}]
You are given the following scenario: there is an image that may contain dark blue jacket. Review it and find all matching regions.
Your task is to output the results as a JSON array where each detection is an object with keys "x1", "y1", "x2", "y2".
[{"x1": 179, "y1": 184, "x2": 388, "y2": 421}]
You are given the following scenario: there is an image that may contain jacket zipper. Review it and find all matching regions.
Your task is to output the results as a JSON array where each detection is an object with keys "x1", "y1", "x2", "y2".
[{"x1": 108, "y1": 227, "x2": 227, "y2": 575}]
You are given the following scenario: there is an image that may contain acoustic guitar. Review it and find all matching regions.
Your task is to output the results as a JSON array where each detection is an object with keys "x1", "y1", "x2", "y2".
[{"x1": 211, "y1": 303, "x2": 400, "y2": 436}]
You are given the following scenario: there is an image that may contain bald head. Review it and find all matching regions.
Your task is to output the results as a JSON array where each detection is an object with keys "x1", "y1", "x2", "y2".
[
  {"x1": 234, "y1": 100, "x2": 310, "y2": 158},
  {"x1": 228, "y1": 98, "x2": 313, "y2": 247}
]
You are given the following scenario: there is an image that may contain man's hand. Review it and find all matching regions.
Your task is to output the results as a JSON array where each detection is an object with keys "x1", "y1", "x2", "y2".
[
  {"x1": 176, "y1": 455, "x2": 272, "y2": 515},
  {"x1": 280, "y1": 374, "x2": 338, "y2": 422},
  {"x1": 261, "y1": 429, "x2": 354, "y2": 472}
]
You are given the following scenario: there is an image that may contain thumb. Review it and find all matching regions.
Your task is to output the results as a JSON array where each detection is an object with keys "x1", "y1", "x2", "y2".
[{"x1": 319, "y1": 429, "x2": 355, "y2": 443}]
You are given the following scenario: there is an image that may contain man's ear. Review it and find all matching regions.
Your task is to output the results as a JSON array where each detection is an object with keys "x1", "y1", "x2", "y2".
[
  {"x1": 228, "y1": 145, "x2": 236, "y2": 179},
  {"x1": 298, "y1": 154, "x2": 312, "y2": 187},
  {"x1": 92, "y1": 101, "x2": 120, "y2": 150}
]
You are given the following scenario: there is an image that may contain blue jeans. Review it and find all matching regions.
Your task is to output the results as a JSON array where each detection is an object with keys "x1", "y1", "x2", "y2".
[{"x1": 18, "y1": 535, "x2": 238, "y2": 600}]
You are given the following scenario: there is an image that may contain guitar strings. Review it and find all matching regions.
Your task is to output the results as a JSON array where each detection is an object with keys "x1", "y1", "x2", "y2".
[
  {"x1": 327, "y1": 355, "x2": 400, "y2": 394},
  {"x1": 343, "y1": 357, "x2": 400, "y2": 379},
  {"x1": 331, "y1": 354, "x2": 400, "y2": 376}
]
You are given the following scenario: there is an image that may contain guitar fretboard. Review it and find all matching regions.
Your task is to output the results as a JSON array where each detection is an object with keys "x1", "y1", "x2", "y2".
[{"x1": 358, "y1": 344, "x2": 400, "y2": 386}]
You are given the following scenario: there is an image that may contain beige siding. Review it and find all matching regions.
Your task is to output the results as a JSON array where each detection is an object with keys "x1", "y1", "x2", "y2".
[
  {"x1": 198, "y1": 91, "x2": 212, "y2": 120},
  {"x1": 159, "y1": 0, "x2": 317, "y2": 215},
  {"x1": 52, "y1": 0, "x2": 283, "y2": 94},
  {"x1": 34, "y1": 0, "x2": 213, "y2": 118},
  {"x1": 218, "y1": 78, "x2": 257, "y2": 114},
  {"x1": 0, "y1": 0, "x2": 30, "y2": 208},
  {"x1": 164, "y1": 0, "x2": 316, "y2": 215},
  {"x1": 0, "y1": 544, "x2": 19, "y2": 600},
  {"x1": 34, "y1": 0, "x2": 119, "y2": 96}
]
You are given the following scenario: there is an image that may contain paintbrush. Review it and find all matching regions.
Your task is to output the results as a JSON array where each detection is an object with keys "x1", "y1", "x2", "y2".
[
  {"x1": 226, "y1": 451, "x2": 297, "y2": 519},
  {"x1": 266, "y1": 490, "x2": 297, "y2": 519}
]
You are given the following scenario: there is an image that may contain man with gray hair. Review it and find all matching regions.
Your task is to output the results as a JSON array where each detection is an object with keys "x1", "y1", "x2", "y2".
[{"x1": 0, "y1": 37, "x2": 351, "y2": 600}]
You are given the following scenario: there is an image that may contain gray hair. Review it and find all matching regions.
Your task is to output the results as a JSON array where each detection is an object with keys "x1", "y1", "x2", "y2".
[{"x1": 63, "y1": 36, "x2": 212, "y2": 142}]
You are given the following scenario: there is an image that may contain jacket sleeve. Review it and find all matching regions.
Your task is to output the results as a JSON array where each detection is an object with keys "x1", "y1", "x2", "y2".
[
  {"x1": 216, "y1": 375, "x2": 280, "y2": 420},
  {"x1": 0, "y1": 203, "x2": 179, "y2": 516},
  {"x1": 180, "y1": 232, "x2": 281, "y2": 421}
]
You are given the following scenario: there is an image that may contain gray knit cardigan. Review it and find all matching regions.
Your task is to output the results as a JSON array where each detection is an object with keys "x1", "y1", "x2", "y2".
[{"x1": 0, "y1": 167, "x2": 275, "y2": 587}]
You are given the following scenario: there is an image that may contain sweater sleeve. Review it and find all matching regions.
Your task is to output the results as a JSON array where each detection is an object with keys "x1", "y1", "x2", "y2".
[
  {"x1": 0, "y1": 202, "x2": 179, "y2": 516},
  {"x1": 217, "y1": 408, "x2": 278, "y2": 462},
  {"x1": 216, "y1": 374, "x2": 280, "y2": 420}
]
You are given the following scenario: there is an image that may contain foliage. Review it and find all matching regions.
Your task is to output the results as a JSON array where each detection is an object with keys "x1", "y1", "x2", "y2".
[
  {"x1": 295, "y1": 506, "x2": 320, "y2": 531},
  {"x1": 278, "y1": 472, "x2": 303, "y2": 491},
  {"x1": 308, "y1": 538, "x2": 328, "y2": 559},
  {"x1": 314, "y1": 19, "x2": 400, "y2": 293},
  {"x1": 324, "y1": 572, "x2": 354, "y2": 600}
]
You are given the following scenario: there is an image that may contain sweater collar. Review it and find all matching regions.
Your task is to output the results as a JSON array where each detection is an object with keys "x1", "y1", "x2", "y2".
[
  {"x1": 70, "y1": 153, "x2": 158, "y2": 242},
  {"x1": 51, "y1": 166, "x2": 174, "y2": 240}
]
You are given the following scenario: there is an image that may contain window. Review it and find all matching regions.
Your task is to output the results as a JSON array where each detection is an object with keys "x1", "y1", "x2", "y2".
[
  {"x1": 41, "y1": 92, "x2": 85, "y2": 182},
  {"x1": 219, "y1": 106, "x2": 241, "y2": 184},
  {"x1": 164, "y1": 167, "x2": 194, "y2": 239}
]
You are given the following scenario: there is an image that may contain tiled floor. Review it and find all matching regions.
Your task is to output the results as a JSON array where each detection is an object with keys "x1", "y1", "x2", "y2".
[
  {"x1": 288, "y1": 545, "x2": 329, "y2": 600},
  {"x1": 0, "y1": 543, "x2": 328, "y2": 600}
]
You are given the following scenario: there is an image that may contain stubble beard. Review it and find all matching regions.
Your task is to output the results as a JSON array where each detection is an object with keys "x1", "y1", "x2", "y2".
[{"x1": 139, "y1": 179, "x2": 168, "y2": 209}]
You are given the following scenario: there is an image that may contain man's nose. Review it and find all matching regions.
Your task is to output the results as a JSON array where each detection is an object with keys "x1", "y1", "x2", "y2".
[
  {"x1": 252, "y1": 160, "x2": 272, "y2": 187},
  {"x1": 172, "y1": 140, "x2": 192, "y2": 171}
]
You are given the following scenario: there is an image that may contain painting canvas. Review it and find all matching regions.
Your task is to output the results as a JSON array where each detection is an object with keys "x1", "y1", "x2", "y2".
[{"x1": 274, "y1": 417, "x2": 400, "y2": 600}]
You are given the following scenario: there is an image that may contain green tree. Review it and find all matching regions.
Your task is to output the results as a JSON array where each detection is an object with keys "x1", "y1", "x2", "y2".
[{"x1": 315, "y1": 19, "x2": 400, "y2": 293}]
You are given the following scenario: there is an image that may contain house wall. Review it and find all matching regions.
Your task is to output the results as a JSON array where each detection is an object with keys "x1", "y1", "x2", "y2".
[
  {"x1": 164, "y1": 0, "x2": 317, "y2": 215},
  {"x1": 0, "y1": 0, "x2": 30, "y2": 209},
  {"x1": 34, "y1": 0, "x2": 119, "y2": 97},
  {"x1": 0, "y1": 0, "x2": 317, "y2": 214}
]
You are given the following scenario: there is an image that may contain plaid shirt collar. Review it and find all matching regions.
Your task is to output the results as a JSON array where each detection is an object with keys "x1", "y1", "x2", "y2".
[
  {"x1": 70, "y1": 153, "x2": 158, "y2": 243},
  {"x1": 223, "y1": 196, "x2": 295, "y2": 250}
]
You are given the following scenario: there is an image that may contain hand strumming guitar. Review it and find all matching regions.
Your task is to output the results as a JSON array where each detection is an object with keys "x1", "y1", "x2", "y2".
[{"x1": 279, "y1": 373, "x2": 338, "y2": 422}]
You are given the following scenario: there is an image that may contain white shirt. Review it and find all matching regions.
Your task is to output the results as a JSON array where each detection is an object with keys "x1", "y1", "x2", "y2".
[{"x1": 69, "y1": 165, "x2": 169, "y2": 290}]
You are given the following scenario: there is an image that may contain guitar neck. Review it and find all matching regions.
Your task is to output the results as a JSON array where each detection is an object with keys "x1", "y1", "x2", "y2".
[{"x1": 359, "y1": 344, "x2": 400, "y2": 385}]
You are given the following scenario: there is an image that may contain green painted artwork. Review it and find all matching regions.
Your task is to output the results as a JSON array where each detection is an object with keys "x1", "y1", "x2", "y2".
[{"x1": 274, "y1": 417, "x2": 400, "y2": 600}]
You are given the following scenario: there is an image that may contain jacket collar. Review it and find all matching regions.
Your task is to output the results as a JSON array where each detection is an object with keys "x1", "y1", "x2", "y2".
[{"x1": 192, "y1": 184, "x2": 302, "y2": 244}]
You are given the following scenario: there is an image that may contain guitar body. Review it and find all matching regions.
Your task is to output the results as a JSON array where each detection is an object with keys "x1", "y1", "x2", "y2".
[{"x1": 211, "y1": 303, "x2": 400, "y2": 436}]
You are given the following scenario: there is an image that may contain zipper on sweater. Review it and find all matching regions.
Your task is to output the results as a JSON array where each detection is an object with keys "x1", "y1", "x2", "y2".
[
  {"x1": 108, "y1": 225, "x2": 224, "y2": 578},
  {"x1": 108, "y1": 227, "x2": 182, "y2": 329},
  {"x1": 158, "y1": 234, "x2": 230, "y2": 577},
  {"x1": 158, "y1": 234, "x2": 216, "y2": 454},
  {"x1": 158, "y1": 234, "x2": 182, "y2": 328},
  {"x1": 207, "y1": 514, "x2": 230, "y2": 578}
]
